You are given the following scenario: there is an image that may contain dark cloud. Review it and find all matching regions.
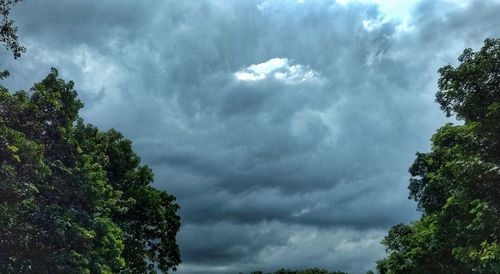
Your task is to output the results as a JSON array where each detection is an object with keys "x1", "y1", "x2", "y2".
[{"x1": 2, "y1": 0, "x2": 500, "y2": 273}]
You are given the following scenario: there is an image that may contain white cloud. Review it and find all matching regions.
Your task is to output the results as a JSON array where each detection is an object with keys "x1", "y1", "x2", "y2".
[
  {"x1": 337, "y1": 0, "x2": 419, "y2": 19},
  {"x1": 362, "y1": 18, "x2": 384, "y2": 32},
  {"x1": 234, "y1": 58, "x2": 319, "y2": 84},
  {"x1": 339, "y1": 0, "x2": 419, "y2": 34}
]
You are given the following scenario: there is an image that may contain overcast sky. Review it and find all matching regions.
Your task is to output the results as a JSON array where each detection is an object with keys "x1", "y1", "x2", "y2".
[{"x1": 2, "y1": 0, "x2": 500, "y2": 273}]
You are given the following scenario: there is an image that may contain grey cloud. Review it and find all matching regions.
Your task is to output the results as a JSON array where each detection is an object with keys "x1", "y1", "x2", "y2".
[
  {"x1": 178, "y1": 222, "x2": 386, "y2": 274},
  {"x1": 179, "y1": 221, "x2": 290, "y2": 264}
]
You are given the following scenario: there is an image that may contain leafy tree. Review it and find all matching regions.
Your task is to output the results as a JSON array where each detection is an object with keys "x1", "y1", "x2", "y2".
[
  {"x1": 0, "y1": 0, "x2": 25, "y2": 59},
  {"x1": 378, "y1": 38, "x2": 500, "y2": 273},
  {"x1": 0, "y1": 0, "x2": 25, "y2": 80},
  {"x1": 0, "y1": 69, "x2": 181, "y2": 273},
  {"x1": 74, "y1": 124, "x2": 181, "y2": 273}
]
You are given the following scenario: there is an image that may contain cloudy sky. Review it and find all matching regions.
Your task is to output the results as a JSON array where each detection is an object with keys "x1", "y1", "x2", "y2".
[{"x1": 2, "y1": 0, "x2": 500, "y2": 273}]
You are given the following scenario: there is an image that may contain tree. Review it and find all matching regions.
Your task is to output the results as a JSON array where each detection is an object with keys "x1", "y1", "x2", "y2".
[
  {"x1": 0, "y1": 69, "x2": 181, "y2": 273},
  {"x1": 0, "y1": 0, "x2": 25, "y2": 59},
  {"x1": 378, "y1": 38, "x2": 500, "y2": 273},
  {"x1": 0, "y1": 0, "x2": 25, "y2": 80},
  {"x1": 74, "y1": 124, "x2": 181, "y2": 273}
]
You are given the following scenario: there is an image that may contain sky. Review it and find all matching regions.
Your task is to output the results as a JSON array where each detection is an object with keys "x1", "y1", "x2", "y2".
[{"x1": 2, "y1": 0, "x2": 500, "y2": 273}]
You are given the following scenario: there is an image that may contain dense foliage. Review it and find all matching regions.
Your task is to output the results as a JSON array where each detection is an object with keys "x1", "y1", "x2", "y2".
[
  {"x1": 0, "y1": 69, "x2": 181, "y2": 273},
  {"x1": 378, "y1": 38, "x2": 500, "y2": 273}
]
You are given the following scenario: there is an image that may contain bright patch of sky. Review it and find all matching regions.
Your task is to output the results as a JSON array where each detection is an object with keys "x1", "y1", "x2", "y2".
[
  {"x1": 340, "y1": 0, "x2": 476, "y2": 33},
  {"x1": 339, "y1": 0, "x2": 420, "y2": 34},
  {"x1": 258, "y1": 0, "x2": 420, "y2": 34},
  {"x1": 234, "y1": 58, "x2": 319, "y2": 84},
  {"x1": 337, "y1": 0, "x2": 420, "y2": 20}
]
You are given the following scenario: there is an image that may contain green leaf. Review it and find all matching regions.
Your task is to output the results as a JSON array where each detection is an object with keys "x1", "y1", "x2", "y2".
[
  {"x1": 7, "y1": 145, "x2": 19, "y2": 153},
  {"x1": 12, "y1": 154, "x2": 20, "y2": 162}
]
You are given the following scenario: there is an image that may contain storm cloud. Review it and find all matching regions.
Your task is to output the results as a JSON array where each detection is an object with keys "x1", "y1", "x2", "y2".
[{"x1": 2, "y1": 0, "x2": 500, "y2": 273}]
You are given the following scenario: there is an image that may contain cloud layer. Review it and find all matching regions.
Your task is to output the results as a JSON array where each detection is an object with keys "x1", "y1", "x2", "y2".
[{"x1": 2, "y1": 0, "x2": 500, "y2": 273}]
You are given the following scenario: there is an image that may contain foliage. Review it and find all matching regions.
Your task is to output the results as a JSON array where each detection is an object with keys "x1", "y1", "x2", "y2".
[
  {"x1": 378, "y1": 38, "x2": 500, "y2": 273},
  {"x1": 0, "y1": 69, "x2": 181, "y2": 273},
  {"x1": 0, "y1": 0, "x2": 25, "y2": 59}
]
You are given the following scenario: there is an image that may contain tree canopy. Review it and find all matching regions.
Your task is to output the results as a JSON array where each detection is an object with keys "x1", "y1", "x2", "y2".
[
  {"x1": 377, "y1": 38, "x2": 500, "y2": 273},
  {"x1": 0, "y1": 0, "x2": 25, "y2": 59},
  {"x1": 0, "y1": 69, "x2": 181, "y2": 273}
]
